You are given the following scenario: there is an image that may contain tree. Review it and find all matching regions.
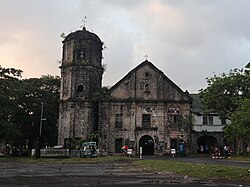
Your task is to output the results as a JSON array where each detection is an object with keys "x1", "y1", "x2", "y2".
[
  {"x1": 199, "y1": 64, "x2": 250, "y2": 153},
  {"x1": 13, "y1": 75, "x2": 60, "y2": 151},
  {"x1": 0, "y1": 66, "x2": 60, "y2": 156},
  {"x1": 224, "y1": 99, "x2": 250, "y2": 153},
  {"x1": 199, "y1": 68, "x2": 250, "y2": 118},
  {"x1": 0, "y1": 66, "x2": 23, "y2": 120},
  {"x1": 246, "y1": 62, "x2": 250, "y2": 69},
  {"x1": 0, "y1": 66, "x2": 23, "y2": 153}
]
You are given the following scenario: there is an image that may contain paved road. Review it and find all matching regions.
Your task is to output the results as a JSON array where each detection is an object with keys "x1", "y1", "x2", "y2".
[
  {"x1": 0, "y1": 162, "x2": 197, "y2": 187},
  {"x1": 0, "y1": 158, "x2": 249, "y2": 187},
  {"x1": 143, "y1": 155, "x2": 250, "y2": 168}
]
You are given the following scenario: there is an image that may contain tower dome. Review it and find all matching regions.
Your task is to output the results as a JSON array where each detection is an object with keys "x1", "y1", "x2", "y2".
[
  {"x1": 62, "y1": 27, "x2": 103, "y2": 67},
  {"x1": 64, "y1": 27, "x2": 102, "y2": 43}
]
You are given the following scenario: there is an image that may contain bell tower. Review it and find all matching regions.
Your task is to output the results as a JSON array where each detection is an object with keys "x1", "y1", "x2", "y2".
[{"x1": 58, "y1": 27, "x2": 103, "y2": 146}]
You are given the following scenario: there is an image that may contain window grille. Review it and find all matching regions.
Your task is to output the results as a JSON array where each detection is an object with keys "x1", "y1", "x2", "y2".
[
  {"x1": 142, "y1": 114, "x2": 151, "y2": 128},
  {"x1": 169, "y1": 114, "x2": 180, "y2": 127},
  {"x1": 203, "y1": 115, "x2": 213, "y2": 125},
  {"x1": 115, "y1": 114, "x2": 123, "y2": 129}
]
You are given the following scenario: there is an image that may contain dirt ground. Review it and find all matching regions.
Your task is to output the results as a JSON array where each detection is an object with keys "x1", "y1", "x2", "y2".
[{"x1": 0, "y1": 159, "x2": 249, "y2": 187}]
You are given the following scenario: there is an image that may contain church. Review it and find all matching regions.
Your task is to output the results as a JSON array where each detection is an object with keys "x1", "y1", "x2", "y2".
[{"x1": 57, "y1": 27, "x2": 193, "y2": 156}]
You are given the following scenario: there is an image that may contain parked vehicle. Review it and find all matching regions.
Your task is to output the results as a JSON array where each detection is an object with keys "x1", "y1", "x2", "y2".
[
  {"x1": 81, "y1": 142, "x2": 96, "y2": 148},
  {"x1": 80, "y1": 142, "x2": 98, "y2": 158},
  {"x1": 81, "y1": 148, "x2": 97, "y2": 158}
]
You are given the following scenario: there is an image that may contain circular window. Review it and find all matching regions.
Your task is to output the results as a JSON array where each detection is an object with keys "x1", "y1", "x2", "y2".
[{"x1": 77, "y1": 85, "x2": 84, "y2": 92}]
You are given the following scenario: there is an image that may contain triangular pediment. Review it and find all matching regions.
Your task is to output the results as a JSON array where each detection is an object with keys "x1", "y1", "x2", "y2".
[{"x1": 109, "y1": 60, "x2": 191, "y2": 102}]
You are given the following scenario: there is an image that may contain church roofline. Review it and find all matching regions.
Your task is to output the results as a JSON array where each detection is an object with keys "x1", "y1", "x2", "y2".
[{"x1": 109, "y1": 60, "x2": 192, "y2": 101}]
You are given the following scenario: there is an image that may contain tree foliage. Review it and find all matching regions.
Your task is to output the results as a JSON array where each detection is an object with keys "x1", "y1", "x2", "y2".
[
  {"x1": 0, "y1": 66, "x2": 23, "y2": 144},
  {"x1": 246, "y1": 62, "x2": 250, "y2": 69},
  {"x1": 15, "y1": 75, "x2": 60, "y2": 149},
  {"x1": 0, "y1": 66, "x2": 60, "y2": 154},
  {"x1": 199, "y1": 65, "x2": 250, "y2": 153},
  {"x1": 199, "y1": 68, "x2": 250, "y2": 118},
  {"x1": 224, "y1": 99, "x2": 250, "y2": 153}
]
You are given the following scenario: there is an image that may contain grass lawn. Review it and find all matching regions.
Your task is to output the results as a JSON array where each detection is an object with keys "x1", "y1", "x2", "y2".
[
  {"x1": 135, "y1": 159, "x2": 250, "y2": 181},
  {"x1": 230, "y1": 155, "x2": 250, "y2": 162}
]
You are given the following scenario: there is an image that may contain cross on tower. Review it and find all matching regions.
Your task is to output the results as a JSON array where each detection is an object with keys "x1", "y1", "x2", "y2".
[
  {"x1": 144, "y1": 54, "x2": 149, "y2": 60},
  {"x1": 81, "y1": 16, "x2": 87, "y2": 29}
]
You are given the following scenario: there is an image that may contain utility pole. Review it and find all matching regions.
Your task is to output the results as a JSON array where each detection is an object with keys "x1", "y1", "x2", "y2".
[
  {"x1": 36, "y1": 102, "x2": 46, "y2": 158},
  {"x1": 39, "y1": 102, "x2": 47, "y2": 144},
  {"x1": 39, "y1": 102, "x2": 44, "y2": 137}
]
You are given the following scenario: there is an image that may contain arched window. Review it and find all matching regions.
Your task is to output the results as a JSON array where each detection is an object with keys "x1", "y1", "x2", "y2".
[
  {"x1": 77, "y1": 84, "x2": 84, "y2": 92},
  {"x1": 145, "y1": 84, "x2": 150, "y2": 92}
]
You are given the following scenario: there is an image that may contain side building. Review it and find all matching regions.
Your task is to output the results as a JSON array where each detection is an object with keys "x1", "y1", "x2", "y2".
[{"x1": 190, "y1": 94, "x2": 230, "y2": 154}]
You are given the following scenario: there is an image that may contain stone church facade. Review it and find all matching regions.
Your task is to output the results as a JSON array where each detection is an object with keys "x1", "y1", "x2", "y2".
[{"x1": 58, "y1": 28, "x2": 192, "y2": 156}]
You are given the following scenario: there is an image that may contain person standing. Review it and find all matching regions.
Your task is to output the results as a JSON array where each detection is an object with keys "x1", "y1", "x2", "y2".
[
  {"x1": 223, "y1": 145, "x2": 229, "y2": 158},
  {"x1": 179, "y1": 143, "x2": 185, "y2": 157}
]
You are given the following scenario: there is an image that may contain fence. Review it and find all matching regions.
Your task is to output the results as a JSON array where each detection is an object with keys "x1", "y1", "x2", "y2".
[
  {"x1": 40, "y1": 148, "x2": 70, "y2": 157},
  {"x1": 70, "y1": 150, "x2": 81, "y2": 157},
  {"x1": 31, "y1": 149, "x2": 95, "y2": 158}
]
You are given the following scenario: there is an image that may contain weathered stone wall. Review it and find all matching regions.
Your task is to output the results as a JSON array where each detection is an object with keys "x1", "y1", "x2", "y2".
[
  {"x1": 99, "y1": 101, "x2": 191, "y2": 155},
  {"x1": 58, "y1": 101, "x2": 93, "y2": 146},
  {"x1": 99, "y1": 61, "x2": 191, "y2": 155},
  {"x1": 58, "y1": 28, "x2": 103, "y2": 146},
  {"x1": 110, "y1": 62, "x2": 190, "y2": 102},
  {"x1": 98, "y1": 101, "x2": 110, "y2": 155}
]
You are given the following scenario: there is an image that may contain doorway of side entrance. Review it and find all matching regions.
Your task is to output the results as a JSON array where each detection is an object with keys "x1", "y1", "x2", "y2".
[
  {"x1": 197, "y1": 135, "x2": 218, "y2": 153},
  {"x1": 139, "y1": 135, "x2": 154, "y2": 156}
]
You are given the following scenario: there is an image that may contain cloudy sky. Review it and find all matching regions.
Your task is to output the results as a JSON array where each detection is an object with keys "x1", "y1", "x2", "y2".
[{"x1": 1, "y1": 0, "x2": 249, "y2": 93}]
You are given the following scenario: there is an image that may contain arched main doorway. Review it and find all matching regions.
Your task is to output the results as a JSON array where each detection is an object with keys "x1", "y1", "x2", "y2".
[
  {"x1": 197, "y1": 135, "x2": 218, "y2": 153},
  {"x1": 139, "y1": 135, "x2": 154, "y2": 156}
]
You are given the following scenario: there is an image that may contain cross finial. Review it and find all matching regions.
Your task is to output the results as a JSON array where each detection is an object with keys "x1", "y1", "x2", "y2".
[
  {"x1": 81, "y1": 16, "x2": 87, "y2": 29},
  {"x1": 144, "y1": 54, "x2": 149, "y2": 60}
]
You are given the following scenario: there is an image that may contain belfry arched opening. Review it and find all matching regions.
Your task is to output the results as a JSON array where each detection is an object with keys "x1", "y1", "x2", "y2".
[{"x1": 139, "y1": 135, "x2": 154, "y2": 156}]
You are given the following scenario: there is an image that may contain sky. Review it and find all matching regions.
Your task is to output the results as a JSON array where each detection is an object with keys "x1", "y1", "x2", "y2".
[{"x1": 1, "y1": 0, "x2": 250, "y2": 93}]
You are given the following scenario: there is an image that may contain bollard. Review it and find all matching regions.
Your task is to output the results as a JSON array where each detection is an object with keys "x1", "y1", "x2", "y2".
[{"x1": 139, "y1": 147, "x2": 142, "y2": 159}]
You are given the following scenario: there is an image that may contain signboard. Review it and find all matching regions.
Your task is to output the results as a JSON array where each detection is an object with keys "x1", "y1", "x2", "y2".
[
  {"x1": 127, "y1": 149, "x2": 132, "y2": 155},
  {"x1": 171, "y1": 148, "x2": 176, "y2": 158},
  {"x1": 171, "y1": 149, "x2": 176, "y2": 154}
]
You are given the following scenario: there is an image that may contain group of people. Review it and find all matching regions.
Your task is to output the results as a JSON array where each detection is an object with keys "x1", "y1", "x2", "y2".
[
  {"x1": 197, "y1": 144, "x2": 232, "y2": 158},
  {"x1": 197, "y1": 144, "x2": 209, "y2": 153},
  {"x1": 211, "y1": 145, "x2": 231, "y2": 158}
]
